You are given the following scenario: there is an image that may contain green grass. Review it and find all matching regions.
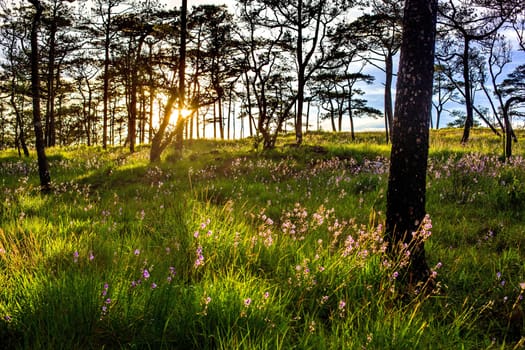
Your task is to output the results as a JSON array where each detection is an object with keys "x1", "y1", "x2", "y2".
[{"x1": 1, "y1": 128, "x2": 525, "y2": 349}]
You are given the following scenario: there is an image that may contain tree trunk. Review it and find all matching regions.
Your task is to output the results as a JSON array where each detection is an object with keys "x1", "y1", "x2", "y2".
[
  {"x1": 174, "y1": 0, "x2": 187, "y2": 154},
  {"x1": 218, "y1": 97, "x2": 224, "y2": 139},
  {"x1": 384, "y1": 51, "x2": 394, "y2": 142},
  {"x1": 306, "y1": 99, "x2": 310, "y2": 133},
  {"x1": 102, "y1": 7, "x2": 110, "y2": 149},
  {"x1": 503, "y1": 97, "x2": 525, "y2": 160},
  {"x1": 385, "y1": 0, "x2": 437, "y2": 284},
  {"x1": 128, "y1": 34, "x2": 147, "y2": 153},
  {"x1": 45, "y1": 8, "x2": 57, "y2": 147},
  {"x1": 11, "y1": 77, "x2": 29, "y2": 157},
  {"x1": 295, "y1": 0, "x2": 304, "y2": 146},
  {"x1": 461, "y1": 38, "x2": 473, "y2": 143},
  {"x1": 244, "y1": 71, "x2": 254, "y2": 138},
  {"x1": 29, "y1": 0, "x2": 51, "y2": 193},
  {"x1": 348, "y1": 94, "x2": 355, "y2": 141},
  {"x1": 150, "y1": 94, "x2": 177, "y2": 162}
]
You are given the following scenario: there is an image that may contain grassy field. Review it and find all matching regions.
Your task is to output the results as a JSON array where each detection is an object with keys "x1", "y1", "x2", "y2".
[{"x1": 1, "y1": 128, "x2": 525, "y2": 349}]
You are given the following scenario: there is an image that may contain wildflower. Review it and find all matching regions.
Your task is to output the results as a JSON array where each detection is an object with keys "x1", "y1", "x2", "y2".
[
  {"x1": 435, "y1": 262, "x2": 443, "y2": 269},
  {"x1": 496, "y1": 272, "x2": 502, "y2": 280},
  {"x1": 392, "y1": 271, "x2": 399, "y2": 279},
  {"x1": 4, "y1": 315, "x2": 12, "y2": 322},
  {"x1": 263, "y1": 292, "x2": 269, "y2": 299},
  {"x1": 134, "y1": 249, "x2": 140, "y2": 256},
  {"x1": 131, "y1": 280, "x2": 137, "y2": 288},
  {"x1": 320, "y1": 295, "x2": 329, "y2": 304},
  {"x1": 205, "y1": 296, "x2": 212, "y2": 305},
  {"x1": 338, "y1": 300, "x2": 346, "y2": 309},
  {"x1": 367, "y1": 333, "x2": 373, "y2": 344},
  {"x1": 194, "y1": 231, "x2": 199, "y2": 238},
  {"x1": 151, "y1": 283, "x2": 157, "y2": 289},
  {"x1": 194, "y1": 246, "x2": 205, "y2": 268},
  {"x1": 244, "y1": 298, "x2": 252, "y2": 307},
  {"x1": 101, "y1": 283, "x2": 109, "y2": 296},
  {"x1": 73, "y1": 251, "x2": 79, "y2": 263},
  {"x1": 206, "y1": 230, "x2": 212, "y2": 237},
  {"x1": 89, "y1": 251, "x2": 94, "y2": 261},
  {"x1": 309, "y1": 321, "x2": 316, "y2": 333},
  {"x1": 143, "y1": 269, "x2": 150, "y2": 279}
]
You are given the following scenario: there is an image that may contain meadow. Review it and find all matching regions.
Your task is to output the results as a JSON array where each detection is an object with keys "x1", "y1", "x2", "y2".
[{"x1": 1, "y1": 128, "x2": 525, "y2": 349}]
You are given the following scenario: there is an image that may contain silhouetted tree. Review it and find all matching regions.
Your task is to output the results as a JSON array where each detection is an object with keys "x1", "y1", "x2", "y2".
[
  {"x1": 91, "y1": 0, "x2": 129, "y2": 149},
  {"x1": 438, "y1": 0, "x2": 516, "y2": 143},
  {"x1": 352, "y1": 0, "x2": 403, "y2": 142},
  {"x1": 238, "y1": 0, "x2": 352, "y2": 146},
  {"x1": 500, "y1": 64, "x2": 525, "y2": 158}
]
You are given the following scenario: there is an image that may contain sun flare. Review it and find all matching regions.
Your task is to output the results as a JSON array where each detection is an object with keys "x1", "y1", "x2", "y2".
[{"x1": 175, "y1": 108, "x2": 193, "y2": 119}]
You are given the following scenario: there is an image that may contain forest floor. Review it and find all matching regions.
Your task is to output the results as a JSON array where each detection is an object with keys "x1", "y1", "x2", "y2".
[{"x1": 1, "y1": 128, "x2": 525, "y2": 349}]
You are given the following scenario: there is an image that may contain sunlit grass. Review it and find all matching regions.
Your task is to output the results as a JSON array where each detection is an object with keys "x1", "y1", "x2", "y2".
[{"x1": 1, "y1": 129, "x2": 525, "y2": 348}]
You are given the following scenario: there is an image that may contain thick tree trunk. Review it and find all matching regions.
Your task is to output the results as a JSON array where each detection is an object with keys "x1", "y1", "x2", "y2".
[
  {"x1": 385, "y1": 0, "x2": 437, "y2": 284},
  {"x1": 150, "y1": 94, "x2": 176, "y2": 162},
  {"x1": 29, "y1": 0, "x2": 51, "y2": 193}
]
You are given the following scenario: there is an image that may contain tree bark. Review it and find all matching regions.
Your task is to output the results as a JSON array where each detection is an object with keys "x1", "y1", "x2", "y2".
[
  {"x1": 29, "y1": 0, "x2": 51, "y2": 193},
  {"x1": 102, "y1": 3, "x2": 111, "y2": 149},
  {"x1": 385, "y1": 0, "x2": 437, "y2": 284},
  {"x1": 460, "y1": 38, "x2": 474, "y2": 143},
  {"x1": 45, "y1": 5, "x2": 58, "y2": 147},
  {"x1": 503, "y1": 96, "x2": 525, "y2": 159}
]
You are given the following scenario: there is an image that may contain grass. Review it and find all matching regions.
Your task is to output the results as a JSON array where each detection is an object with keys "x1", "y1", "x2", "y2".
[{"x1": 1, "y1": 128, "x2": 525, "y2": 349}]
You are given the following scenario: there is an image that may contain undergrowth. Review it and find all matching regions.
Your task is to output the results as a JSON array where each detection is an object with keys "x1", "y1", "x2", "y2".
[{"x1": 0, "y1": 129, "x2": 524, "y2": 349}]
